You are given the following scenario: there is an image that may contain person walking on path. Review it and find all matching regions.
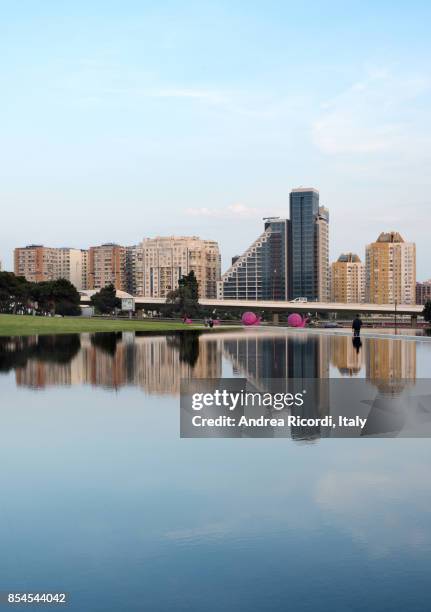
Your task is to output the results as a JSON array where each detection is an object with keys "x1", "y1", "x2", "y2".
[{"x1": 352, "y1": 314, "x2": 363, "y2": 337}]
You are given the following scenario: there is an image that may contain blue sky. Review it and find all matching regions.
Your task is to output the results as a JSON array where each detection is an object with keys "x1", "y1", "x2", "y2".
[{"x1": 0, "y1": 1, "x2": 430, "y2": 277}]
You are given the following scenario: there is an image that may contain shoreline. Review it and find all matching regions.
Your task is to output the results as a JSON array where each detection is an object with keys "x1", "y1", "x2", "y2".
[
  {"x1": 0, "y1": 314, "x2": 428, "y2": 341},
  {"x1": 0, "y1": 314, "x2": 242, "y2": 337}
]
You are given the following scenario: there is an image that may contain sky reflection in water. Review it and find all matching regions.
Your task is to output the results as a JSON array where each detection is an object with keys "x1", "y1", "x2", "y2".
[{"x1": 0, "y1": 330, "x2": 430, "y2": 611}]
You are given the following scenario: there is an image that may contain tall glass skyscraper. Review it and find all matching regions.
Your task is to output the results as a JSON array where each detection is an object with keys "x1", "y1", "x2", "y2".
[{"x1": 289, "y1": 188, "x2": 329, "y2": 302}]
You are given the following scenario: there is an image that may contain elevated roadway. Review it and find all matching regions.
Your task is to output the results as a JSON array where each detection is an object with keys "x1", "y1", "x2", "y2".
[{"x1": 80, "y1": 291, "x2": 423, "y2": 322}]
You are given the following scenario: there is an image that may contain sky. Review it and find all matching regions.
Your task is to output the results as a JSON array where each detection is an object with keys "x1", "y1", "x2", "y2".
[{"x1": 0, "y1": 0, "x2": 430, "y2": 278}]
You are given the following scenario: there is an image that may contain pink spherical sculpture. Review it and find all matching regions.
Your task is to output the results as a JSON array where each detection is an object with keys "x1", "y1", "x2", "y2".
[
  {"x1": 242, "y1": 311, "x2": 260, "y2": 326},
  {"x1": 287, "y1": 313, "x2": 306, "y2": 328}
]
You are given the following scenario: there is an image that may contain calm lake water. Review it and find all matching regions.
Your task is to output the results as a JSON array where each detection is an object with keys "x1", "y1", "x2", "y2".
[{"x1": 1, "y1": 329, "x2": 431, "y2": 611}]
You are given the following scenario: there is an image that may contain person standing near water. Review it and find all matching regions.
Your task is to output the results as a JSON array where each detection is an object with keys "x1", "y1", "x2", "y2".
[{"x1": 352, "y1": 314, "x2": 363, "y2": 337}]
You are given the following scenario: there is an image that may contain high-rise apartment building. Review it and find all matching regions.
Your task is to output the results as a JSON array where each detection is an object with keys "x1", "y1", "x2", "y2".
[
  {"x1": 88, "y1": 243, "x2": 126, "y2": 291},
  {"x1": 316, "y1": 206, "x2": 330, "y2": 302},
  {"x1": 81, "y1": 249, "x2": 89, "y2": 290},
  {"x1": 416, "y1": 280, "x2": 431, "y2": 305},
  {"x1": 218, "y1": 218, "x2": 290, "y2": 300},
  {"x1": 137, "y1": 236, "x2": 220, "y2": 298},
  {"x1": 14, "y1": 245, "x2": 59, "y2": 283},
  {"x1": 14, "y1": 245, "x2": 87, "y2": 289},
  {"x1": 125, "y1": 245, "x2": 144, "y2": 296},
  {"x1": 289, "y1": 188, "x2": 329, "y2": 302},
  {"x1": 331, "y1": 253, "x2": 365, "y2": 303},
  {"x1": 365, "y1": 232, "x2": 416, "y2": 304},
  {"x1": 57, "y1": 248, "x2": 86, "y2": 290}
]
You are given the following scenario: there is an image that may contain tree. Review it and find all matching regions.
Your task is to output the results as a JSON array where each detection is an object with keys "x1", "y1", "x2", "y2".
[
  {"x1": 90, "y1": 284, "x2": 121, "y2": 314},
  {"x1": 0, "y1": 274, "x2": 81, "y2": 315},
  {"x1": 30, "y1": 278, "x2": 81, "y2": 315},
  {"x1": 165, "y1": 271, "x2": 200, "y2": 317},
  {"x1": 423, "y1": 301, "x2": 431, "y2": 324},
  {"x1": 0, "y1": 272, "x2": 30, "y2": 312}
]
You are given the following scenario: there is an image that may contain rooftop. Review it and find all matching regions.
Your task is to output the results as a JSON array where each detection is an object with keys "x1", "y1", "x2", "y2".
[
  {"x1": 376, "y1": 231, "x2": 405, "y2": 243},
  {"x1": 337, "y1": 253, "x2": 361, "y2": 263},
  {"x1": 291, "y1": 187, "x2": 319, "y2": 194}
]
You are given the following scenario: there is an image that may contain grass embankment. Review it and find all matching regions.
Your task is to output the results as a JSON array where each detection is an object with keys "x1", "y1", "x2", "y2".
[{"x1": 0, "y1": 314, "x2": 237, "y2": 337}]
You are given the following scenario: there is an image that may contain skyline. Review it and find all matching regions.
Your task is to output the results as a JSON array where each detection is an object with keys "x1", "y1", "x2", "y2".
[
  {"x1": 6, "y1": 204, "x2": 424, "y2": 281},
  {"x1": 1, "y1": 1, "x2": 430, "y2": 277}
]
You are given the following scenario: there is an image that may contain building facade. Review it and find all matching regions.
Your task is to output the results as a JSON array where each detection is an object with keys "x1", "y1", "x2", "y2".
[
  {"x1": 331, "y1": 253, "x2": 365, "y2": 303},
  {"x1": 365, "y1": 232, "x2": 416, "y2": 304},
  {"x1": 81, "y1": 249, "x2": 89, "y2": 290},
  {"x1": 289, "y1": 188, "x2": 329, "y2": 302},
  {"x1": 316, "y1": 206, "x2": 330, "y2": 302},
  {"x1": 218, "y1": 218, "x2": 290, "y2": 300},
  {"x1": 137, "y1": 236, "x2": 220, "y2": 298},
  {"x1": 416, "y1": 280, "x2": 431, "y2": 305},
  {"x1": 88, "y1": 243, "x2": 126, "y2": 291},
  {"x1": 14, "y1": 245, "x2": 87, "y2": 289},
  {"x1": 14, "y1": 245, "x2": 59, "y2": 283},
  {"x1": 125, "y1": 245, "x2": 144, "y2": 296},
  {"x1": 57, "y1": 248, "x2": 86, "y2": 290}
]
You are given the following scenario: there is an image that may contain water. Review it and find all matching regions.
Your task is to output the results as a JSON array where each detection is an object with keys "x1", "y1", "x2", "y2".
[{"x1": 1, "y1": 329, "x2": 431, "y2": 611}]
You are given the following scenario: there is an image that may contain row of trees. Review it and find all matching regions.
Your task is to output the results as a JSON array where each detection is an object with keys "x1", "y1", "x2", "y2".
[
  {"x1": 0, "y1": 273, "x2": 124, "y2": 317},
  {"x1": 0, "y1": 272, "x2": 81, "y2": 316},
  {"x1": 0, "y1": 271, "x2": 201, "y2": 318}
]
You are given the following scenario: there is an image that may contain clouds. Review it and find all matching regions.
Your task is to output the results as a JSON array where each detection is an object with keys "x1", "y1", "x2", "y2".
[
  {"x1": 186, "y1": 203, "x2": 262, "y2": 219},
  {"x1": 1, "y1": 0, "x2": 431, "y2": 279},
  {"x1": 311, "y1": 70, "x2": 430, "y2": 156}
]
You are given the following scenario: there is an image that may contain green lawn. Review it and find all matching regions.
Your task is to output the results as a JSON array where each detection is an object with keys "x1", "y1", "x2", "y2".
[{"x1": 0, "y1": 314, "x2": 239, "y2": 337}]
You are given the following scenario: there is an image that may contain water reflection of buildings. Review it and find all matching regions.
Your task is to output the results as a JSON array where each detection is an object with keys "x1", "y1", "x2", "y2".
[
  {"x1": 10, "y1": 333, "x2": 221, "y2": 394},
  {"x1": 366, "y1": 338, "x2": 416, "y2": 389},
  {"x1": 222, "y1": 332, "x2": 330, "y2": 383},
  {"x1": 330, "y1": 336, "x2": 363, "y2": 376},
  {"x1": 328, "y1": 335, "x2": 416, "y2": 381},
  {"x1": 221, "y1": 332, "x2": 331, "y2": 440},
  {"x1": 3, "y1": 331, "x2": 418, "y2": 396}
]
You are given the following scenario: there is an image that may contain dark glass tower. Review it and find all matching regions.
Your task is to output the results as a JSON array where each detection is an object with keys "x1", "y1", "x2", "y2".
[{"x1": 289, "y1": 188, "x2": 329, "y2": 301}]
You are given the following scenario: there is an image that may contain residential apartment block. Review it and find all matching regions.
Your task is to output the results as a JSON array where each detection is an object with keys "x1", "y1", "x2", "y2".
[
  {"x1": 14, "y1": 245, "x2": 58, "y2": 283},
  {"x1": 14, "y1": 245, "x2": 88, "y2": 289},
  {"x1": 137, "y1": 236, "x2": 220, "y2": 298},
  {"x1": 57, "y1": 248, "x2": 86, "y2": 290},
  {"x1": 365, "y1": 232, "x2": 416, "y2": 305},
  {"x1": 316, "y1": 206, "x2": 330, "y2": 302},
  {"x1": 331, "y1": 253, "x2": 365, "y2": 303},
  {"x1": 416, "y1": 280, "x2": 431, "y2": 305},
  {"x1": 125, "y1": 245, "x2": 144, "y2": 296},
  {"x1": 81, "y1": 249, "x2": 89, "y2": 290},
  {"x1": 13, "y1": 237, "x2": 220, "y2": 297},
  {"x1": 88, "y1": 243, "x2": 126, "y2": 291}
]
